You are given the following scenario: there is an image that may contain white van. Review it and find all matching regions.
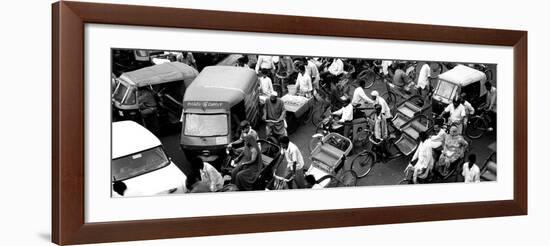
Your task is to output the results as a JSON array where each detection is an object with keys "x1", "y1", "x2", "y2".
[{"x1": 112, "y1": 121, "x2": 187, "y2": 197}]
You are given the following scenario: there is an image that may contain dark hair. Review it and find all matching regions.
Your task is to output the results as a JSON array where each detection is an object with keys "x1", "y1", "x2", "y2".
[
  {"x1": 190, "y1": 156, "x2": 205, "y2": 170},
  {"x1": 374, "y1": 104, "x2": 382, "y2": 114},
  {"x1": 468, "y1": 154, "x2": 477, "y2": 163},
  {"x1": 113, "y1": 180, "x2": 127, "y2": 196},
  {"x1": 305, "y1": 175, "x2": 317, "y2": 185},
  {"x1": 240, "y1": 120, "x2": 251, "y2": 128},
  {"x1": 279, "y1": 135, "x2": 290, "y2": 145},
  {"x1": 442, "y1": 111, "x2": 451, "y2": 119},
  {"x1": 484, "y1": 81, "x2": 493, "y2": 88},
  {"x1": 237, "y1": 56, "x2": 249, "y2": 66},
  {"x1": 358, "y1": 79, "x2": 366, "y2": 87},
  {"x1": 297, "y1": 64, "x2": 306, "y2": 72},
  {"x1": 418, "y1": 131, "x2": 428, "y2": 142}
]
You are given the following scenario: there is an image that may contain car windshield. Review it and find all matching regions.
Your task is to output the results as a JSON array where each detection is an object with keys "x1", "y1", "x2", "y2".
[
  {"x1": 435, "y1": 80, "x2": 458, "y2": 100},
  {"x1": 112, "y1": 82, "x2": 137, "y2": 105},
  {"x1": 112, "y1": 146, "x2": 169, "y2": 181},
  {"x1": 184, "y1": 114, "x2": 228, "y2": 136}
]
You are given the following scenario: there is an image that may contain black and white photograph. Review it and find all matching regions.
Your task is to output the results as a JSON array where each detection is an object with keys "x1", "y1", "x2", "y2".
[{"x1": 110, "y1": 49, "x2": 497, "y2": 197}]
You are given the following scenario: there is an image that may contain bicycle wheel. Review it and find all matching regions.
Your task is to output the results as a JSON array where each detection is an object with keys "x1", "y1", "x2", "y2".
[
  {"x1": 381, "y1": 91, "x2": 397, "y2": 111},
  {"x1": 350, "y1": 151, "x2": 376, "y2": 178},
  {"x1": 357, "y1": 70, "x2": 376, "y2": 89},
  {"x1": 309, "y1": 136, "x2": 323, "y2": 153},
  {"x1": 466, "y1": 116, "x2": 487, "y2": 139}
]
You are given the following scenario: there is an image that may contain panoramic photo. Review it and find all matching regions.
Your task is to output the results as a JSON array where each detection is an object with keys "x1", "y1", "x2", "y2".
[{"x1": 110, "y1": 49, "x2": 497, "y2": 197}]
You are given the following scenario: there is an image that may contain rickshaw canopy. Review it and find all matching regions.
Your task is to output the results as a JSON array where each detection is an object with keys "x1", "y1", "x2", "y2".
[
  {"x1": 119, "y1": 62, "x2": 198, "y2": 88},
  {"x1": 438, "y1": 64, "x2": 487, "y2": 86},
  {"x1": 183, "y1": 66, "x2": 257, "y2": 107}
]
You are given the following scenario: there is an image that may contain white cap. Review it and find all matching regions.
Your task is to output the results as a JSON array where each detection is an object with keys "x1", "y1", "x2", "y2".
[
  {"x1": 271, "y1": 91, "x2": 278, "y2": 97},
  {"x1": 371, "y1": 90, "x2": 379, "y2": 97}
]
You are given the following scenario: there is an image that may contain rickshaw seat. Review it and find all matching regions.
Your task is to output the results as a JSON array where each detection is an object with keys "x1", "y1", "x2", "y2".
[
  {"x1": 397, "y1": 102, "x2": 421, "y2": 118},
  {"x1": 311, "y1": 144, "x2": 343, "y2": 168},
  {"x1": 402, "y1": 120, "x2": 429, "y2": 140},
  {"x1": 392, "y1": 114, "x2": 410, "y2": 130},
  {"x1": 394, "y1": 134, "x2": 417, "y2": 156}
]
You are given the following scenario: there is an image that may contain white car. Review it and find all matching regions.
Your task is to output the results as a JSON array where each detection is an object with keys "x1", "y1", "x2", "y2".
[{"x1": 112, "y1": 121, "x2": 187, "y2": 197}]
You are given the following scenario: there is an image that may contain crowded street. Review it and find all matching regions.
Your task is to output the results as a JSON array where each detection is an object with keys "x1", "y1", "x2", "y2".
[{"x1": 110, "y1": 49, "x2": 497, "y2": 196}]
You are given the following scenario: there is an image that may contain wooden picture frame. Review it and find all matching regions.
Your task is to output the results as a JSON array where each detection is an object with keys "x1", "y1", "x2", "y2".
[{"x1": 52, "y1": 1, "x2": 527, "y2": 245}]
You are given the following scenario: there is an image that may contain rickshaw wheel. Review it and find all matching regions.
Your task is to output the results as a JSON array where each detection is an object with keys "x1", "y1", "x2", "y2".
[
  {"x1": 466, "y1": 117, "x2": 487, "y2": 139},
  {"x1": 350, "y1": 151, "x2": 376, "y2": 178},
  {"x1": 357, "y1": 69, "x2": 376, "y2": 89},
  {"x1": 381, "y1": 91, "x2": 397, "y2": 112}
]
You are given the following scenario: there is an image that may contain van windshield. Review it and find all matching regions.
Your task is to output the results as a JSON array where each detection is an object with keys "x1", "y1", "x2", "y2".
[
  {"x1": 184, "y1": 114, "x2": 228, "y2": 137},
  {"x1": 112, "y1": 146, "x2": 170, "y2": 181},
  {"x1": 113, "y1": 82, "x2": 127, "y2": 102},
  {"x1": 435, "y1": 80, "x2": 458, "y2": 100}
]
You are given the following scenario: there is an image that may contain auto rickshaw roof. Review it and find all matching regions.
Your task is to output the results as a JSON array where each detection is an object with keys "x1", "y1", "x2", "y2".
[
  {"x1": 119, "y1": 62, "x2": 199, "y2": 88},
  {"x1": 438, "y1": 64, "x2": 487, "y2": 86},
  {"x1": 112, "y1": 121, "x2": 162, "y2": 159},
  {"x1": 183, "y1": 66, "x2": 257, "y2": 107}
]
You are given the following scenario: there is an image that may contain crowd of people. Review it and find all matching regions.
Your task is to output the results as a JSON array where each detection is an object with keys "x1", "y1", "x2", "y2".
[{"x1": 180, "y1": 53, "x2": 497, "y2": 191}]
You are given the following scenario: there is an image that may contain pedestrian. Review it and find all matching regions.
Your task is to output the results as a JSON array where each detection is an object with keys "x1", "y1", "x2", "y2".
[
  {"x1": 370, "y1": 90, "x2": 392, "y2": 120},
  {"x1": 137, "y1": 88, "x2": 159, "y2": 133},
  {"x1": 258, "y1": 69, "x2": 274, "y2": 104},
  {"x1": 263, "y1": 92, "x2": 287, "y2": 138},
  {"x1": 462, "y1": 154, "x2": 481, "y2": 183},
  {"x1": 231, "y1": 135, "x2": 262, "y2": 191},
  {"x1": 392, "y1": 62, "x2": 409, "y2": 89},
  {"x1": 481, "y1": 81, "x2": 497, "y2": 128},
  {"x1": 279, "y1": 136, "x2": 306, "y2": 189},
  {"x1": 255, "y1": 55, "x2": 276, "y2": 75},
  {"x1": 295, "y1": 63, "x2": 313, "y2": 98},
  {"x1": 304, "y1": 57, "x2": 320, "y2": 91},
  {"x1": 416, "y1": 62, "x2": 431, "y2": 97},
  {"x1": 372, "y1": 104, "x2": 389, "y2": 158}
]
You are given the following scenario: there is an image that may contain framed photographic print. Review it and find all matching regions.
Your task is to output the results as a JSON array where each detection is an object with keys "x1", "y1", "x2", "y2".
[{"x1": 52, "y1": 1, "x2": 527, "y2": 245}]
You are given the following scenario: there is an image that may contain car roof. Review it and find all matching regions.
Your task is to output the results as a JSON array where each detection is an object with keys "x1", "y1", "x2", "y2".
[
  {"x1": 438, "y1": 64, "x2": 487, "y2": 86},
  {"x1": 119, "y1": 62, "x2": 198, "y2": 87},
  {"x1": 112, "y1": 121, "x2": 161, "y2": 159},
  {"x1": 183, "y1": 66, "x2": 257, "y2": 107}
]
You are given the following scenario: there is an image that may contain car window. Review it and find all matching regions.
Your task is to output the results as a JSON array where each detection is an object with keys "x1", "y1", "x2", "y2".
[
  {"x1": 113, "y1": 82, "x2": 127, "y2": 103},
  {"x1": 112, "y1": 146, "x2": 169, "y2": 181},
  {"x1": 122, "y1": 87, "x2": 137, "y2": 105}
]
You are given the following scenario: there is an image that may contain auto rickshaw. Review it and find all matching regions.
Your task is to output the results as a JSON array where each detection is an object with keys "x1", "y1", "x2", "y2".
[
  {"x1": 112, "y1": 62, "x2": 199, "y2": 133},
  {"x1": 431, "y1": 64, "x2": 488, "y2": 115},
  {"x1": 180, "y1": 66, "x2": 260, "y2": 166}
]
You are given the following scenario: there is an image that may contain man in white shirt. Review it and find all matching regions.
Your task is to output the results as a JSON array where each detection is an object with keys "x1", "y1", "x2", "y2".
[
  {"x1": 352, "y1": 79, "x2": 375, "y2": 106},
  {"x1": 327, "y1": 58, "x2": 345, "y2": 76},
  {"x1": 370, "y1": 90, "x2": 392, "y2": 120},
  {"x1": 332, "y1": 97, "x2": 354, "y2": 138},
  {"x1": 279, "y1": 136, "x2": 305, "y2": 188},
  {"x1": 258, "y1": 70, "x2": 274, "y2": 104},
  {"x1": 295, "y1": 64, "x2": 313, "y2": 98},
  {"x1": 442, "y1": 99, "x2": 466, "y2": 133},
  {"x1": 304, "y1": 57, "x2": 320, "y2": 90},
  {"x1": 416, "y1": 63, "x2": 431, "y2": 97},
  {"x1": 255, "y1": 55, "x2": 276, "y2": 74},
  {"x1": 462, "y1": 154, "x2": 480, "y2": 183},
  {"x1": 482, "y1": 82, "x2": 497, "y2": 129}
]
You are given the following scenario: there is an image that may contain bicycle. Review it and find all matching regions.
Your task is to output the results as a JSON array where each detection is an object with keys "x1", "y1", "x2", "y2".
[{"x1": 465, "y1": 107, "x2": 494, "y2": 139}]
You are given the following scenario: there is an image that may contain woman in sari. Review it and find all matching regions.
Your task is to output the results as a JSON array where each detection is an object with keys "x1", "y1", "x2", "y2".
[
  {"x1": 436, "y1": 126, "x2": 469, "y2": 176},
  {"x1": 231, "y1": 134, "x2": 262, "y2": 191}
]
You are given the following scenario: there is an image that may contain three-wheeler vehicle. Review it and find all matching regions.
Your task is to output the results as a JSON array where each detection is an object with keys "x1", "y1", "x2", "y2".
[
  {"x1": 112, "y1": 62, "x2": 199, "y2": 133},
  {"x1": 180, "y1": 66, "x2": 260, "y2": 166},
  {"x1": 431, "y1": 64, "x2": 488, "y2": 115}
]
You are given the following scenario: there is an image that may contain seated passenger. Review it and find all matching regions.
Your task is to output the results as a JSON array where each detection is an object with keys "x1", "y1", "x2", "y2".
[
  {"x1": 188, "y1": 157, "x2": 224, "y2": 192},
  {"x1": 231, "y1": 135, "x2": 263, "y2": 191},
  {"x1": 331, "y1": 97, "x2": 353, "y2": 137},
  {"x1": 435, "y1": 126, "x2": 469, "y2": 176}
]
